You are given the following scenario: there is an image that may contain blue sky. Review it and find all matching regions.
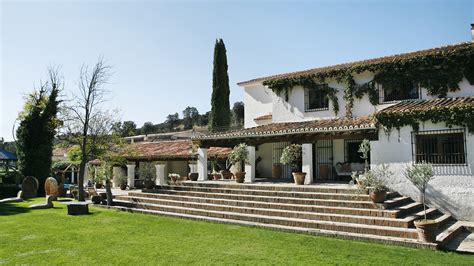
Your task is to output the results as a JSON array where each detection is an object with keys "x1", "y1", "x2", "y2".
[{"x1": 1, "y1": 0, "x2": 473, "y2": 141}]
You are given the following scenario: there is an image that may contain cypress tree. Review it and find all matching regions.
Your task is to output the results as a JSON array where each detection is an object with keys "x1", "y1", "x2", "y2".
[{"x1": 210, "y1": 39, "x2": 231, "y2": 131}]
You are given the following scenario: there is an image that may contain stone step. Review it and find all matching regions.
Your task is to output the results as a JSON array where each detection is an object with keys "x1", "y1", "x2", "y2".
[
  {"x1": 393, "y1": 202, "x2": 424, "y2": 217},
  {"x1": 178, "y1": 181, "x2": 360, "y2": 194},
  {"x1": 129, "y1": 190, "x2": 411, "y2": 210},
  {"x1": 118, "y1": 193, "x2": 401, "y2": 218},
  {"x1": 100, "y1": 204, "x2": 437, "y2": 250},
  {"x1": 147, "y1": 185, "x2": 398, "y2": 201},
  {"x1": 117, "y1": 195, "x2": 413, "y2": 228},
  {"x1": 113, "y1": 199, "x2": 420, "y2": 239}
]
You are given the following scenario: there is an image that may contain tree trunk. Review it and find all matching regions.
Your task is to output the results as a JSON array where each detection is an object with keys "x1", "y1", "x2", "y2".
[
  {"x1": 78, "y1": 160, "x2": 86, "y2": 201},
  {"x1": 105, "y1": 178, "x2": 113, "y2": 206}
]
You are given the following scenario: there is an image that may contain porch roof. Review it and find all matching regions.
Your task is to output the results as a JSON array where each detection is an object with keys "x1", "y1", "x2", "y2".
[
  {"x1": 376, "y1": 96, "x2": 474, "y2": 114},
  {"x1": 193, "y1": 116, "x2": 376, "y2": 146},
  {"x1": 124, "y1": 140, "x2": 231, "y2": 161}
]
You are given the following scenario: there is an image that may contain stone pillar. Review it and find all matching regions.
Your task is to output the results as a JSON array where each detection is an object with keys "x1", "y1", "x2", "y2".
[
  {"x1": 71, "y1": 170, "x2": 75, "y2": 184},
  {"x1": 112, "y1": 166, "x2": 121, "y2": 188},
  {"x1": 83, "y1": 166, "x2": 90, "y2": 186},
  {"x1": 302, "y1": 143, "x2": 314, "y2": 185},
  {"x1": 245, "y1": 145, "x2": 256, "y2": 183},
  {"x1": 197, "y1": 148, "x2": 208, "y2": 181},
  {"x1": 126, "y1": 164, "x2": 136, "y2": 189},
  {"x1": 155, "y1": 162, "x2": 167, "y2": 185}
]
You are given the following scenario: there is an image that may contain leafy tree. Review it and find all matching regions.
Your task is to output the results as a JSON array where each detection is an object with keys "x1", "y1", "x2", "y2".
[
  {"x1": 141, "y1": 122, "x2": 155, "y2": 135},
  {"x1": 209, "y1": 39, "x2": 231, "y2": 132},
  {"x1": 166, "y1": 113, "x2": 180, "y2": 130},
  {"x1": 113, "y1": 121, "x2": 137, "y2": 137},
  {"x1": 182, "y1": 106, "x2": 199, "y2": 130},
  {"x1": 16, "y1": 69, "x2": 61, "y2": 194},
  {"x1": 232, "y1": 101, "x2": 244, "y2": 126},
  {"x1": 198, "y1": 111, "x2": 210, "y2": 127}
]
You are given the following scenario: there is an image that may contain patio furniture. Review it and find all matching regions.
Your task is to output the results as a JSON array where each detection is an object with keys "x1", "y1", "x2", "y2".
[{"x1": 334, "y1": 162, "x2": 365, "y2": 181}]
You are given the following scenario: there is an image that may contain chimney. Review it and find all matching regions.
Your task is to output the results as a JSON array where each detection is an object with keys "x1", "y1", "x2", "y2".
[{"x1": 471, "y1": 24, "x2": 474, "y2": 42}]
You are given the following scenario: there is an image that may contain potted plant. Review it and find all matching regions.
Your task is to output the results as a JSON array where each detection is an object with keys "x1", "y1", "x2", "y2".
[
  {"x1": 280, "y1": 144, "x2": 305, "y2": 185},
  {"x1": 404, "y1": 162, "x2": 437, "y2": 242},
  {"x1": 226, "y1": 143, "x2": 250, "y2": 183},
  {"x1": 220, "y1": 162, "x2": 233, "y2": 179},
  {"x1": 355, "y1": 165, "x2": 391, "y2": 203},
  {"x1": 117, "y1": 174, "x2": 127, "y2": 190},
  {"x1": 210, "y1": 161, "x2": 221, "y2": 180},
  {"x1": 138, "y1": 162, "x2": 156, "y2": 189}
]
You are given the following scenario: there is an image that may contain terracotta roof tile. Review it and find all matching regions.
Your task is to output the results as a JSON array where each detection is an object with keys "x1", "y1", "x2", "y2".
[
  {"x1": 254, "y1": 114, "x2": 272, "y2": 121},
  {"x1": 238, "y1": 42, "x2": 472, "y2": 86},
  {"x1": 195, "y1": 116, "x2": 376, "y2": 140},
  {"x1": 377, "y1": 96, "x2": 474, "y2": 114},
  {"x1": 124, "y1": 140, "x2": 231, "y2": 160}
]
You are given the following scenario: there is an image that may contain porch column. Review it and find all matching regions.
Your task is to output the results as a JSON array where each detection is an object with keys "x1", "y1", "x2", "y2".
[
  {"x1": 126, "y1": 164, "x2": 136, "y2": 188},
  {"x1": 155, "y1": 162, "x2": 167, "y2": 185},
  {"x1": 71, "y1": 169, "x2": 75, "y2": 184},
  {"x1": 245, "y1": 145, "x2": 256, "y2": 183},
  {"x1": 302, "y1": 143, "x2": 314, "y2": 185},
  {"x1": 197, "y1": 148, "x2": 208, "y2": 181}
]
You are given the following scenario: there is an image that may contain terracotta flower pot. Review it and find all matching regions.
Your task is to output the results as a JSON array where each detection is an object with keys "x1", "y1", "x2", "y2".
[
  {"x1": 212, "y1": 173, "x2": 220, "y2": 180},
  {"x1": 120, "y1": 184, "x2": 127, "y2": 190},
  {"x1": 292, "y1": 172, "x2": 306, "y2": 185},
  {"x1": 144, "y1": 179, "x2": 155, "y2": 189},
  {"x1": 189, "y1": 173, "x2": 198, "y2": 181},
  {"x1": 414, "y1": 219, "x2": 439, "y2": 242},
  {"x1": 220, "y1": 170, "x2": 233, "y2": 179},
  {"x1": 369, "y1": 190, "x2": 387, "y2": 203},
  {"x1": 234, "y1": 172, "x2": 246, "y2": 183},
  {"x1": 272, "y1": 164, "x2": 282, "y2": 179}
]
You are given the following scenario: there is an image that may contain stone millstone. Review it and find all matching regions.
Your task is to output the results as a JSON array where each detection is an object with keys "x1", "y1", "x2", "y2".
[
  {"x1": 44, "y1": 177, "x2": 59, "y2": 199},
  {"x1": 22, "y1": 176, "x2": 39, "y2": 199}
]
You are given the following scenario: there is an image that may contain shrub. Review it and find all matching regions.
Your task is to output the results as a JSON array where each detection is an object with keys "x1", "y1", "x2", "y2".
[{"x1": 280, "y1": 144, "x2": 302, "y2": 172}]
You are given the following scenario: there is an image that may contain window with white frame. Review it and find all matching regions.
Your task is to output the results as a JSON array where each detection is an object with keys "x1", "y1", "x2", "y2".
[
  {"x1": 412, "y1": 129, "x2": 466, "y2": 165},
  {"x1": 304, "y1": 87, "x2": 329, "y2": 111}
]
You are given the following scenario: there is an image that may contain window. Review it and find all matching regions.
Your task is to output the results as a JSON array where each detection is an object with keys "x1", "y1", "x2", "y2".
[
  {"x1": 381, "y1": 83, "x2": 420, "y2": 103},
  {"x1": 412, "y1": 129, "x2": 466, "y2": 165},
  {"x1": 344, "y1": 140, "x2": 368, "y2": 163},
  {"x1": 305, "y1": 87, "x2": 329, "y2": 111}
]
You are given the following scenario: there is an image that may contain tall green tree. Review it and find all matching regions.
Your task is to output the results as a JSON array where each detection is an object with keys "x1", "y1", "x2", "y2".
[
  {"x1": 210, "y1": 39, "x2": 231, "y2": 132},
  {"x1": 182, "y1": 106, "x2": 199, "y2": 130},
  {"x1": 16, "y1": 69, "x2": 61, "y2": 194},
  {"x1": 232, "y1": 101, "x2": 244, "y2": 126}
]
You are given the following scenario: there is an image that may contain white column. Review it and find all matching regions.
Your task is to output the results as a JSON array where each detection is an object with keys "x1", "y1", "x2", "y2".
[
  {"x1": 302, "y1": 143, "x2": 314, "y2": 184},
  {"x1": 83, "y1": 166, "x2": 90, "y2": 186},
  {"x1": 71, "y1": 170, "x2": 75, "y2": 184},
  {"x1": 155, "y1": 162, "x2": 167, "y2": 185},
  {"x1": 197, "y1": 148, "x2": 208, "y2": 181},
  {"x1": 112, "y1": 166, "x2": 121, "y2": 188},
  {"x1": 245, "y1": 145, "x2": 256, "y2": 183},
  {"x1": 126, "y1": 164, "x2": 136, "y2": 188}
]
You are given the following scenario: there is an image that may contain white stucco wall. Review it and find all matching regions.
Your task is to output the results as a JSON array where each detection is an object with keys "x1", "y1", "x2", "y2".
[
  {"x1": 244, "y1": 84, "x2": 274, "y2": 128},
  {"x1": 242, "y1": 74, "x2": 474, "y2": 124},
  {"x1": 371, "y1": 122, "x2": 474, "y2": 221}
]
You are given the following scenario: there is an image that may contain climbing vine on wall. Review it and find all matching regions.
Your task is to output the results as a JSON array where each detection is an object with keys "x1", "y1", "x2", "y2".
[
  {"x1": 375, "y1": 105, "x2": 474, "y2": 133},
  {"x1": 263, "y1": 42, "x2": 474, "y2": 118}
]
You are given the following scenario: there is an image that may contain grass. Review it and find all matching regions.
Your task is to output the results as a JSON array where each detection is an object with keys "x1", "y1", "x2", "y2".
[{"x1": 0, "y1": 198, "x2": 473, "y2": 265}]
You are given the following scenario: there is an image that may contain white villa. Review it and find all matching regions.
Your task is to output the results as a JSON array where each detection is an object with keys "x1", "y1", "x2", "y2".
[{"x1": 192, "y1": 39, "x2": 474, "y2": 222}]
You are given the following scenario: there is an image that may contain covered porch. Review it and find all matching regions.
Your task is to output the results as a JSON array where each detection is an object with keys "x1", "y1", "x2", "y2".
[{"x1": 192, "y1": 116, "x2": 377, "y2": 184}]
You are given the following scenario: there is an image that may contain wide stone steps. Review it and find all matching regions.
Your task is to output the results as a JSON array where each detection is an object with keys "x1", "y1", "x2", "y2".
[
  {"x1": 113, "y1": 199, "x2": 420, "y2": 239},
  {"x1": 147, "y1": 185, "x2": 398, "y2": 201},
  {"x1": 121, "y1": 192, "x2": 400, "y2": 218},
  {"x1": 117, "y1": 195, "x2": 412, "y2": 228},
  {"x1": 108, "y1": 182, "x2": 462, "y2": 249},
  {"x1": 132, "y1": 190, "x2": 409, "y2": 209}
]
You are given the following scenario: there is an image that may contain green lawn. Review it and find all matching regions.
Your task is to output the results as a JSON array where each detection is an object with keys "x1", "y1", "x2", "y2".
[{"x1": 0, "y1": 198, "x2": 472, "y2": 265}]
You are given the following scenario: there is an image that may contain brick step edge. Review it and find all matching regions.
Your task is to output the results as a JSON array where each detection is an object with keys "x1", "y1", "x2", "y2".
[
  {"x1": 116, "y1": 194, "x2": 400, "y2": 218},
  {"x1": 148, "y1": 185, "x2": 399, "y2": 200},
  {"x1": 179, "y1": 181, "x2": 361, "y2": 194},
  {"x1": 117, "y1": 195, "x2": 414, "y2": 228},
  {"x1": 95, "y1": 204, "x2": 438, "y2": 250}
]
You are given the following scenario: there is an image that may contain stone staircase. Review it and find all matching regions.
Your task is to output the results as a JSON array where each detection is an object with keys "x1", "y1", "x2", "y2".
[{"x1": 109, "y1": 182, "x2": 465, "y2": 250}]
